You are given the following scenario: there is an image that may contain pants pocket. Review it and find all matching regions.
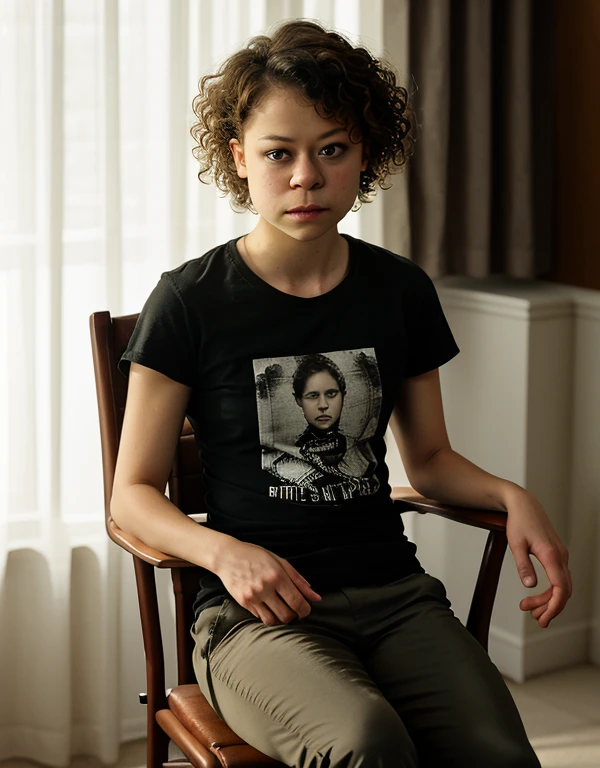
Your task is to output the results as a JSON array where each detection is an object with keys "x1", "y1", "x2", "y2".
[
  {"x1": 201, "y1": 599, "x2": 231, "y2": 660},
  {"x1": 208, "y1": 599, "x2": 257, "y2": 659},
  {"x1": 193, "y1": 599, "x2": 257, "y2": 661},
  {"x1": 190, "y1": 600, "x2": 229, "y2": 660}
]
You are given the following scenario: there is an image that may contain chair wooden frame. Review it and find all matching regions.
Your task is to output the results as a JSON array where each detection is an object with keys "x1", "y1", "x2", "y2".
[{"x1": 90, "y1": 310, "x2": 508, "y2": 768}]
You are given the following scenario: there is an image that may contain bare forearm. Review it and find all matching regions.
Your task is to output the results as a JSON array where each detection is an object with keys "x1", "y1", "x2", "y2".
[
  {"x1": 110, "y1": 483, "x2": 236, "y2": 572},
  {"x1": 409, "y1": 447, "x2": 527, "y2": 512}
]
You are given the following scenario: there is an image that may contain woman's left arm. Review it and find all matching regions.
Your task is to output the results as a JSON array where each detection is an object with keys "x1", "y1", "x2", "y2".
[{"x1": 389, "y1": 368, "x2": 572, "y2": 629}]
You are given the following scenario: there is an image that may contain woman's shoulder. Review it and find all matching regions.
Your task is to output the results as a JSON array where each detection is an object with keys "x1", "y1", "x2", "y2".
[
  {"x1": 350, "y1": 235, "x2": 432, "y2": 286},
  {"x1": 158, "y1": 239, "x2": 236, "y2": 303}
]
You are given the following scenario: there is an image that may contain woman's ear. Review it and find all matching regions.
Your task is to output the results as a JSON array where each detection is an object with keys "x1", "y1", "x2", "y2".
[
  {"x1": 229, "y1": 138, "x2": 248, "y2": 179},
  {"x1": 361, "y1": 144, "x2": 370, "y2": 172}
]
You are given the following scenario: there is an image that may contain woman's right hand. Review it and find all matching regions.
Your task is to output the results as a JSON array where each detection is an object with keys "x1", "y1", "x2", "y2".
[{"x1": 214, "y1": 539, "x2": 322, "y2": 626}]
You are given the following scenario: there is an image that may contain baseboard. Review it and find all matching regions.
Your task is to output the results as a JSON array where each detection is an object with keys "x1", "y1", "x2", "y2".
[{"x1": 489, "y1": 619, "x2": 591, "y2": 683}]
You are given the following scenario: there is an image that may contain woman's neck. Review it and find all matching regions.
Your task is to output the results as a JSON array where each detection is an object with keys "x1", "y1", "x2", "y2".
[{"x1": 237, "y1": 222, "x2": 349, "y2": 298}]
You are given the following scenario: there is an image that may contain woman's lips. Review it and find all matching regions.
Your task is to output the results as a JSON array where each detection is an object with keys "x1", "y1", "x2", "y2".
[{"x1": 286, "y1": 209, "x2": 327, "y2": 220}]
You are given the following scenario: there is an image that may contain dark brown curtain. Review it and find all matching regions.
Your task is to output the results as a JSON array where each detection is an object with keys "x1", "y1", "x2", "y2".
[{"x1": 382, "y1": 0, "x2": 555, "y2": 278}]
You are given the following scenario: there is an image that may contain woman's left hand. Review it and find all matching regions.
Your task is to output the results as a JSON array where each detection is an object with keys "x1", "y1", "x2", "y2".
[{"x1": 505, "y1": 489, "x2": 572, "y2": 628}]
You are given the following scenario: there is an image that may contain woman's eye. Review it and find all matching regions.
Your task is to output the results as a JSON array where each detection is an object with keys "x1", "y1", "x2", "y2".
[
  {"x1": 320, "y1": 143, "x2": 346, "y2": 157},
  {"x1": 265, "y1": 143, "x2": 347, "y2": 162},
  {"x1": 265, "y1": 149, "x2": 288, "y2": 161}
]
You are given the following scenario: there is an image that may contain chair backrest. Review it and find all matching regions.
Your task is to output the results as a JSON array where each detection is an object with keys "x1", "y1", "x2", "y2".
[{"x1": 90, "y1": 310, "x2": 208, "y2": 686}]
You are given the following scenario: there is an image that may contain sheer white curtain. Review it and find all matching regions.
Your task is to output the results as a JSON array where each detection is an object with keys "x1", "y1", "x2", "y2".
[{"x1": 0, "y1": 0, "x2": 409, "y2": 763}]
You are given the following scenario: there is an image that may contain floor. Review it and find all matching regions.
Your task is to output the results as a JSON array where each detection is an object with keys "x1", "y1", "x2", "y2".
[
  {"x1": 502, "y1": 663, "x2": 600, "y2": 767},
  {"x1": 1, "y1": 664, "x2": 598, "y2": 767}
]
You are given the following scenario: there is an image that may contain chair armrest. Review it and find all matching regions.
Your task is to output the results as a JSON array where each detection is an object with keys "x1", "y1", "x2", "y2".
[
  {"x1": 107, "y1": 517, "x2": 196, "y2": 568},
  {"x1": 391, "y1": 486, "x2": 507, "y2": 532}
]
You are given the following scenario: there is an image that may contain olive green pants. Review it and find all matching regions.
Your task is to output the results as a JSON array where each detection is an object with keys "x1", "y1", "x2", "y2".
[{"x1": 191, "y1": 572, "x2": 540, "y2": 768}]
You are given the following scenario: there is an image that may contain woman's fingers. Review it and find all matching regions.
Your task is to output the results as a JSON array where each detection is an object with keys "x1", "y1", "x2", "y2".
[
  {"x1": 257, "y1": 603, "x2": 280, "y2": 626},
  {"x1": 520, "y1": 585, "x2": 566, "y2": 627},
  {"x1": 520, "y1": 586, "x2": 552, "y2": 611},
  {"x1": 258, "y1": 594, "x2": 306, "y2": 626}
]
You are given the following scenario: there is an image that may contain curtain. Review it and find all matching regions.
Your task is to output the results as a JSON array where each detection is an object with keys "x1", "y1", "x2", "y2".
[
  {"x1": 0, "y1": 0, "x2": 552, "y2": 763},
  {"x1": 0, "y1": 1, "x2": 391, "y2": 764},
  {"x1": 382, "y1": 0, "x2": 555, "y2": 278}
]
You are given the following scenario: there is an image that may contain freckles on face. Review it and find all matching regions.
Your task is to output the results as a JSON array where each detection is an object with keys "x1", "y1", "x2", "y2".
[{"x1": 229, "y1": 87, "x2": 368, "y2": 226}]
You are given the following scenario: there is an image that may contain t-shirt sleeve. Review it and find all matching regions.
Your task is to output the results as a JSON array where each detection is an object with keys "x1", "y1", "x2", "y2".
[
  {"x1": 118, "y1": 273, "x2": 197, "y2": 386},
  {"x1": 402, "y1": 262, "x2": 460, "y2": 378}
]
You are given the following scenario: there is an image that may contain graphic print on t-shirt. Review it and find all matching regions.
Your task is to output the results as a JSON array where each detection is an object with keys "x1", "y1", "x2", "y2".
[{"x1": 253, "y1": 349, "x2": 381, "y2": 503}]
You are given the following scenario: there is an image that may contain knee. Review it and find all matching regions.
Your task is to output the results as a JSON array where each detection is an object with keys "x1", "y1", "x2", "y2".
[{"x1": 327, "y1": 708, "x2": 419, "y2": 768}]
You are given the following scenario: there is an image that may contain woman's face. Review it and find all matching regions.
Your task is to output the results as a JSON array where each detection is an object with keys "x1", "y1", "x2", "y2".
[
  {"x1": 297, "y1": 371, "x2": 343, "y2": 430},
  {"x1": 229, "y1": 86, "x2": 368, "y2": 244}
]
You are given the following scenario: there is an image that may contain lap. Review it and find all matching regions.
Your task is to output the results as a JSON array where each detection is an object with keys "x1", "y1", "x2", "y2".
[
  {"x1": 192, "y1": 596, "x2": 417, "y2": 767},
  {"x1": 191, "y1": 574, "x2": 540, "y2": 768}
]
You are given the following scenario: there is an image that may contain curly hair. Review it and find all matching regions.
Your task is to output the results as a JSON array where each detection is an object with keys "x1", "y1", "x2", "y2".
[
  {"x1": 292, "y1": 354, "x2": 347, "y2": 402},
  {"x1": 190, "y1": 18, "x2": 416, "y2": 213}
]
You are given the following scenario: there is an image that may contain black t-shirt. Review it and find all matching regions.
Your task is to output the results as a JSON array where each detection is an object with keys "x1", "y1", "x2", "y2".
[{"x1": 119, "y1": 234, "x2": 460, "y2": 617}]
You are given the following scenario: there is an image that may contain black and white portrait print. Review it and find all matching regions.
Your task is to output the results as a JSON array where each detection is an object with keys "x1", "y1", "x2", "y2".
[{"x1": 253, "y1": 348, "x2": 382, "y2": 503}]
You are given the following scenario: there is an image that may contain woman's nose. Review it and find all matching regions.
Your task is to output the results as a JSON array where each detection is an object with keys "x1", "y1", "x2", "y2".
[
  {"x1": 318, "y1": 396, "x2": 328, "y2": 410},
  {"x1": 290, "y1": 155, "x2": 324, "y2": 188}
]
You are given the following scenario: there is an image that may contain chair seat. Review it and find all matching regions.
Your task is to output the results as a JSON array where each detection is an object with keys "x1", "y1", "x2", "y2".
[{"x1": 166, "y1": 684, "x2": 284, "y2": 767}]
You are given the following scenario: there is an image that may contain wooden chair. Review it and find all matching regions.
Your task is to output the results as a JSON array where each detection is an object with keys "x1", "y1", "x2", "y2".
[{"x1": 89, "y1": 310, "x2": 509, "y2": 768}]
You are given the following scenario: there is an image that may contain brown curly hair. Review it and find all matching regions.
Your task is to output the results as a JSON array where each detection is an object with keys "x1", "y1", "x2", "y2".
[{"x1": 190, "y1": 18, "x2": 415, "y2": 214}]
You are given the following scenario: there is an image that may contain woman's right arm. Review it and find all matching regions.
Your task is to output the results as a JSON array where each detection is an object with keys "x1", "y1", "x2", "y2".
[{"x1": 111, "y1": 362, "x2": 321, "y2": 624}]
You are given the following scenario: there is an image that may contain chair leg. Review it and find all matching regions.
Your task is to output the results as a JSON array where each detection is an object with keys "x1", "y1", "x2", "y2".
[{"x1": 147, "y1": 710, "x2": 170, "y2": 768}]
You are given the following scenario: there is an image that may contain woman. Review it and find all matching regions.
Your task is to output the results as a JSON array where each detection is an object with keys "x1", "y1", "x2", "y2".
[{"x1": 112, "y1": 18, "x2": 570, "y2": 767}]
